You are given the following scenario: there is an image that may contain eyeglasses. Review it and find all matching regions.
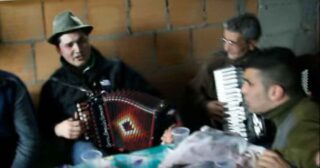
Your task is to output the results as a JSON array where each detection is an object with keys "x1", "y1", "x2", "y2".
[{"x1": 221, "y1": 38, "x2": 238, "y2": 46}]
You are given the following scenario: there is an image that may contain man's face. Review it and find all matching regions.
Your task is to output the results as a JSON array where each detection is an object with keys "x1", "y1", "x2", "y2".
[
  {"x1": 223, "y1": 29, "x2": 251, "y2": 60},
  {"x1": 241, "y1": 68, "x2": 273, "y2": 114},
  {"x1": 57, "y1": 31, "x2": 91, "y2": 68}
]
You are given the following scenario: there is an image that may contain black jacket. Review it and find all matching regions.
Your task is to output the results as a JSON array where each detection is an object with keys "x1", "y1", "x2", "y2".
[
  {"x1": 38, "y1": 47, "x2": 160, "y2": 165},
  {"x1": 0, "y1": 70, "x2": 39, "y2": 168}
]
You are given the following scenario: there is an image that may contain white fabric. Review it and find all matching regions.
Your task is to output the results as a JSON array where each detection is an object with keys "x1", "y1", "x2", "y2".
[{"x1": 159, "y1": 126, "x2": 265, "y2": 168}]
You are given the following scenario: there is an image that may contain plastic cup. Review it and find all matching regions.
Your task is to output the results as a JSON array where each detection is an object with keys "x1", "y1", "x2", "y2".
[
  {"x1": 80, "y1": 149, "x2": 103, "y2": 167},
  {"x1": 171, "y1": 126, "x2": 190, "y2": 146}
]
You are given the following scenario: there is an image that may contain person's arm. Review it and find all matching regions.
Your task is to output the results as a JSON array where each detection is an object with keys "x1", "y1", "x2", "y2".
[
  {"x1": 38, "y1": 80, "x2": 84, "y2": 140},
  {"x1": 38, "y1": 82, "x2": 59, "y2": 138},
  {"x1": 183, "y1": 57, "x2": 225, "y2": 128},
  {"x1": 12, "y1": 80, "x2": 39, "y2": 168},
  {"x1": 256, "y1": 150, "x2": 291, "y2": 168}
]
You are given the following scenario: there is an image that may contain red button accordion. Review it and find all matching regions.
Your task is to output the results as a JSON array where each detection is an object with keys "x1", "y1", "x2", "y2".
[{"x1": 76, "y1": 90, "x2": 176, "y2": 152}]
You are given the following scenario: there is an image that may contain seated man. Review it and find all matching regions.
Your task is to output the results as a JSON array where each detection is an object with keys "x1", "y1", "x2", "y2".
[
  {"x1": 162, "y1": 47, "x2": 319, "y2": 168},
  {"x1": 0, "y1": 70, "x2": 39, "y2": 167},
  {"x1": 38, "y1": 11, "x2": 171, "y2": 166},
  {"x1": 181, "y1": 13, "x2": 262, "y2": 132},
  {"x1": 241, "y1": 47, "x2": 319, "y2": 168}
]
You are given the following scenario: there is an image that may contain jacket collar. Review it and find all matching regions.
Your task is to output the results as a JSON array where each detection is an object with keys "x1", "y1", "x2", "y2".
[
  {"x1": 227, "y1": 48, "x2": 260, "y2": 67},
  {"x1": 263, "y1": 95, "x2": 304, "y2": 126}
]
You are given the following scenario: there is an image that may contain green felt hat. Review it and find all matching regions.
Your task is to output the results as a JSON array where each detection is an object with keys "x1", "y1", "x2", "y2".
[{"x1": 48, "y1": 11, "x2": 93, "y2": 44}]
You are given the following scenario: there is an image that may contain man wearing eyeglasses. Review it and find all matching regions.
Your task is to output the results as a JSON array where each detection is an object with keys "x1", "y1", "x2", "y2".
[{"x1": 181, "y1": 13, "x2": 261, "y2": 132}]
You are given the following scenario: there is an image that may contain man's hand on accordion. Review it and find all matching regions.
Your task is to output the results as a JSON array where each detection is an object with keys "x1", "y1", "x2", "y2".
[
  {"x1": 54, "y1": 117, "x2": 84, "y2": 139},
  {"x1": 206, "y1": 100, "x2": 225, "y2": 123}
]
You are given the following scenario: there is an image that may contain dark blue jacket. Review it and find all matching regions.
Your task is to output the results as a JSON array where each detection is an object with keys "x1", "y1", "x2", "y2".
[{"x1": 0, "y1": 70, "x2": 39, "y2": 168}]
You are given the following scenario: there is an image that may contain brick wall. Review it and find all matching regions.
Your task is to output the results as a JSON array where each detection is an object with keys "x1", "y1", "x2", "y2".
[{"x1": 0, "y1": 0, "x2": 257, "y2": 107}]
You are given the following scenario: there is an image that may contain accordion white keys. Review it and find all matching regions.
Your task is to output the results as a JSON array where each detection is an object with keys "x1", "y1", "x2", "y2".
[
  {"x1": 213, "y1": 66, "x2": 265, "y2": 142},
  {"x1": 301, "y1": 69, "x2": 309, "y2": 95}
]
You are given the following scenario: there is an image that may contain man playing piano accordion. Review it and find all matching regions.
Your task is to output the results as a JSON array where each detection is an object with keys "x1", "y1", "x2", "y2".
[{"x1": 181, "y1": 13, "x2": 261, "y2": 133}]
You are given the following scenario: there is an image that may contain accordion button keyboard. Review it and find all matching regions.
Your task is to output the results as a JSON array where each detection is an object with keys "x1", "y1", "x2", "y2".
[{"x1": 214, "y1": 66, "x2": 248, "y2": 140}]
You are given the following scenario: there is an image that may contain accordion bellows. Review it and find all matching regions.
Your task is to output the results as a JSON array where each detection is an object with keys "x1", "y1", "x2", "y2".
[{"x1": 76, "y1": 90, "x2": 174, "y2": 152}]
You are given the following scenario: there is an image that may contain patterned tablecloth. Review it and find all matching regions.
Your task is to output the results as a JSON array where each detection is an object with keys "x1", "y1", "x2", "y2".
[{"x1": 72, "y1": 144, "x2": 173, "y2": 168}]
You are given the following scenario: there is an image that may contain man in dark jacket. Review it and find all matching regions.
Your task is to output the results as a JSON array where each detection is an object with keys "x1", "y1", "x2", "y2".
[
  {"x1": 0, "y1": 70, "x2": 39, "y2": 168},
  {"x1": 181, "y1": 13, "x2": 262, "y2": 132},
  {"x1": 38, "y1": 11, "x2": 162, "y2": 165}
]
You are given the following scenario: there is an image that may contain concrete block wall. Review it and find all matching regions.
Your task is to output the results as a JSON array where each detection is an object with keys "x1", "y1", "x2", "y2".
[
  {"x1": 0, "y1": 0, "x2": 259, "y2": 107},
  {"x1": 258, "y1": 0, "x2": 319, "y2": 55}
]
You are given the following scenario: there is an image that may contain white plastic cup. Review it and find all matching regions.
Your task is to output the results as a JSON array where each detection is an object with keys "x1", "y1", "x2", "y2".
[
  {"x1": 80, "y1": 149, "x2": 103, "y2": 167},
  {"x1": 171, "y1": 126, "x2": 190, "y2": 146}
]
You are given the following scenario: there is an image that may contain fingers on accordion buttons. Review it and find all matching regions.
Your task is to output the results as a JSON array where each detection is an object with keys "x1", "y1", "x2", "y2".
[{"x1": 86, "y1": 123, "x2": 90, "y2": 130}]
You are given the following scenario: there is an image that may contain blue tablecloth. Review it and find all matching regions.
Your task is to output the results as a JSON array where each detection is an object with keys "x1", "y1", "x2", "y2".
[{"x1": 72, "y1": 144, "x2": 173, "y2": 168}]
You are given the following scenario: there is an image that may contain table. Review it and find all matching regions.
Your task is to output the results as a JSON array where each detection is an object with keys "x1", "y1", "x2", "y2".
[{"x1": 72, "y1": 144, "x2": 173, "y2": 168}]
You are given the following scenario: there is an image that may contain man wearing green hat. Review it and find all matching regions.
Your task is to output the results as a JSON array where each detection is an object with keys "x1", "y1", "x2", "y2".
[{"x1": 38, "y1": 11, "x2": 160, "y2": 166}]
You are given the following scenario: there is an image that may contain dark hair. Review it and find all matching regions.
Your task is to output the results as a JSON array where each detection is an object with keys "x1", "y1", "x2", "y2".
[
  {"x1": 223, "y1": 13, "x2": 262, "y2": 41},
  {"x1": 244, "y1": 47, "x2": 303, "y2": 97}
]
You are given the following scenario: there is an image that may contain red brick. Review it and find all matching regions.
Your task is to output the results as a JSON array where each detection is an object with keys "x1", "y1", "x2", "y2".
[
  {"x1": 0, "y1": 44, "x2": 34, "y2": 83},
  {"x1": 193, "y1": 27, "x2": 223, "y2": 61},
  {"x1": 0, "y1": 0, "x2": 243, "y2": 109},
  {"x1": 146, "y1": 65, "x2": 195, "y2": 103},
  {"x1": 156, "y1": 31, "x2": 191, "y2": 67},
  {"x1": 35, "y1": 41, "x2": 60, "y2": 81},
  {"x1": 87, "y1": 0, "x2": 126, "y2": 35},
  {"x1": 91, "y1": 40, "x2": 117, "y2": 59},
  {"x1": 207, "y1": 0, "x2": 235, "y2": 23},
  {"x1": 246, "y1": 0, "x2": 258, "y2": 15},
  {"x1": 131, "y1": 0, "x2": 166, "y2": 32},
  {"x1": 43, "y1": 0, "x2": 86, "y2": 40},
  {"x1": 0, "y1": 0, "x2": 43, "y2": 41},
  {"x1": 169, "y1": 0, "x2": 204, "y2": 27},
  {"x1": 114, "y1": 35, "x2": 157, "y2": 74},
  {"x1": 93, "y1": 35, "x2": 157, "y2": 75}
]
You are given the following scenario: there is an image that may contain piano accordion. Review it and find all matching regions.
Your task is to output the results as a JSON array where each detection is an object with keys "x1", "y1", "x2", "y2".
[
  {"x1": 76, "y1": 90, "x2": 175, "y2": 152},
  {"x1": 301, "y1": 69, "x2": 309, "y2": 95},
  {"x1": 213, "y1": 66, "x2": 265, "y2": 142}
]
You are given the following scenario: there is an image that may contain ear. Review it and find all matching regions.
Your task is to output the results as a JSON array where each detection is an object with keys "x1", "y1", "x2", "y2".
[
  {"x1": 268, "y1": 85, "x2": 285, "y2": 101},
  {"x1": 248, "y1": 40, "x2": 258, "y2": 51}
]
